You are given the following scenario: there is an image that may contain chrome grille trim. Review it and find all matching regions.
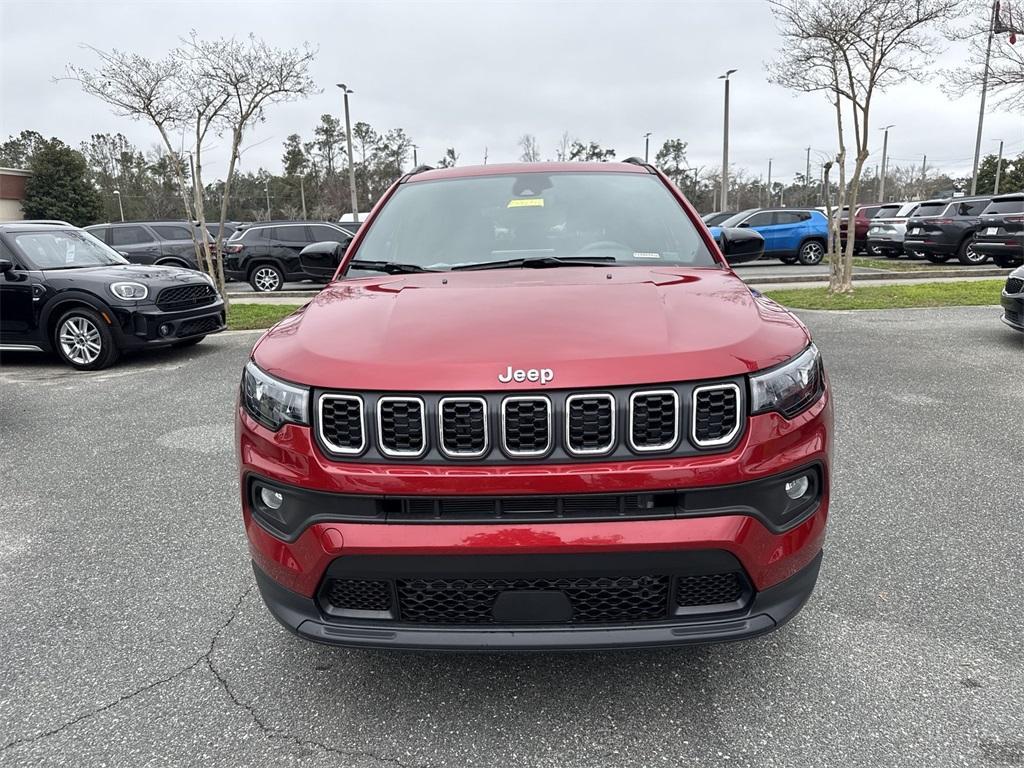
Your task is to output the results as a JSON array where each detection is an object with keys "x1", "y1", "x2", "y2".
[
  {"x1": 437, "y1": 396, "x2": 489, "y2": 459},
  {"x1": 627, "y1": 389, "x2": 680, "y2": 453},
  {"x1": 564, "y1": 393, "x2": 616, "y2": 456},
  {"x1": 500, "y1": 395, "x2": 553, "y2": 458},
  {"x1": 691, "y1": 383, "x2": 742, "y2": 448},
  {"x1": 317, "y1": 393, "x2": 366, "y2": 456},
  {"x1": 376, "y1": 396, "x2": 428, "y2": 458}
]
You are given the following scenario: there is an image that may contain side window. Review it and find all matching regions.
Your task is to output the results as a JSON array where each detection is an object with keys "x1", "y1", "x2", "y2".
[
  {"x1": 774, "y1": 212, "x2": 803, "y2": 225},
  {"x1": 798, "y1": 211, "x2": 812, "y2": 221},
  {"x1": 276, "y1": 225, "x2": 310, "y2": 241},
  {"x1": 962, "y1": 201, "x2": 988, "y2": 216},
  {"x1": 85, "y1": 226, "x2": 110, "y2": 243},
  {"x1": 242, "y1": 227, "x2": 271, "y2": 242},
  {"x1": 151, "y1": 225, "x2": 193, "y2": 240},
  {"x1": 309, "y1": 225, "x2": 348, "y2": 243},
  {"x1": 111, "y1": 225, "x2": 155, "y2": 246},
  {"x1": 745, "y1": 212, "x2": 775, "y2": 227},
  {"x1": 0, "y1": 239, "x2": 20, "y2": 266}
]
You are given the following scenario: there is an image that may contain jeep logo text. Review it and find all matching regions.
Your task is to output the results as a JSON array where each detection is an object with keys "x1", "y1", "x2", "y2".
[{"x1": 498, "y1": 366, "x2": 554, "y2": 385}]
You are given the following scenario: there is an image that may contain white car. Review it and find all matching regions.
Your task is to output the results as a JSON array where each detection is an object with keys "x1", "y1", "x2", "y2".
[{"x1": 865, "y1": 201, "x2": 922, "y2": 258}]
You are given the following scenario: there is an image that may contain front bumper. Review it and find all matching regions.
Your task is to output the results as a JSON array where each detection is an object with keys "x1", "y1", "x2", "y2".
[
  {"x1": 238, "y1": 389, "x2": 831, "y2": 650},
  {"x1": 1002, "y1": 292, "x2": 1024, "y2": 331},
  {"x1": 253, "y1": 550, "x2": 823, "y2": 651},
  {"x1": 112, "y1": 298, "x2": 226, "y2": 349}
]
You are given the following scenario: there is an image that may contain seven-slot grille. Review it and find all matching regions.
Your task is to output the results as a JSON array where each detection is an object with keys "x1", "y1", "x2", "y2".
[
  {"x1": 565, "y1": 394, "x2": 615, "y2": 455},
  {"x1": 501, "y1": 396, "x2": 551, "y2": 456},
  {"x1": 438, "y1": 397, "x2": 488, "y2": 457},
  {"x1": 692, "y1": 384, "x2": 740, "y2": 447},
  {"x1": 377, "y1": 397, "x2": 426, "y2": 457},
  {"x1": 315, "y1": 382, "x2": 746, "y2": 461},
  {"x1": 320, "y1": 395, "x2": 366, "y2": 454},
  {"x1": 155, "y1": 283, "x2": 217, "y2": 311},
  {"x1": 629, "y1": 390, "x2": 680, "y2": 451}
]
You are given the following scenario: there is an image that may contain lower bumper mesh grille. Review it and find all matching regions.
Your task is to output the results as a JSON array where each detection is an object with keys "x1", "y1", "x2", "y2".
[{"x1": 319, "y1": 570, "x2": 750, "y2": 625}]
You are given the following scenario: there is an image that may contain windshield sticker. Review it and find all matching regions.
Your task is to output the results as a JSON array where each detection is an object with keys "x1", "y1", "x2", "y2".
[
  {"x1": 507, "y1": 198, "x2": 544, "y2": 208},
  {"x1": 632, "y1": 252, "x2": 661, "y2": 259}
]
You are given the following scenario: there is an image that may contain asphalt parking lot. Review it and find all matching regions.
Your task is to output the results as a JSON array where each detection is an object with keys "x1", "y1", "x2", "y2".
[{"x1": 1, "y1": 306, "x2": 1022, "y2": 768}]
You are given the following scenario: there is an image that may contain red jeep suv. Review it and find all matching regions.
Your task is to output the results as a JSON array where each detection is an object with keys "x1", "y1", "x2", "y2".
[{"x1": 237, "y1": 161, "x2": 832, "y2": 650}]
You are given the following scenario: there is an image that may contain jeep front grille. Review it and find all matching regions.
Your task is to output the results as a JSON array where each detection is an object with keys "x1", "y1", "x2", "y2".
[
  {"x1": 501, "y1": 396, "x2": 551, "y2": 457},
  {"x1": 692, "y1": 384, "x2": 740, "y2": 447},
  {"x1": 315, "y1": 382, "x2": 746, "y2": 463},
  {"x1": 377, "y1": 397, "x2": 426, "y2": 457},
  {"x1": 565, "y1": 394, "x2": 615, "y2": 455},
  {"x1": 438, "y1": 397, "x2": 488, "y2": 458},
  {"x1": 319, "y1": 394, "x2": 365, "y2": 454},
  {"x1": 628, "y1": 390, "x2": 680, "y2": 451}
]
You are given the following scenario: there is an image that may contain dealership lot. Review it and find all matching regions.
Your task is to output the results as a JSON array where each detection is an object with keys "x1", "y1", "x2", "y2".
[{"x1": 0, "y1": 306, "x2": 1021, "y2": 768}]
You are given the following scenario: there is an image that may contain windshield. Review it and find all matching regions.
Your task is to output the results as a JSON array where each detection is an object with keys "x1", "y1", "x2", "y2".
[
  {"x1": 12, "y1": 229, "x2": 129, "y2": 270},
  {"x1": 352, "y1": 172, "x2": 718, "y2": 270}
]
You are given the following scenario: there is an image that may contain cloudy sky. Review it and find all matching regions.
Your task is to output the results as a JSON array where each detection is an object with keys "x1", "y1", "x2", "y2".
[{"x1": 1, "y1": 0, "x2": 1020, "y2": 184}]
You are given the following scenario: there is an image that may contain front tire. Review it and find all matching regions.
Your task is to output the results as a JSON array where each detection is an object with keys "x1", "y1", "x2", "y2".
[
  {"x1": 995, "y1": 254, "x2": 1023, "y2": 268},
  {"x1": 250, "y1": 264, "x2": 284, "y2": 292},
  {"x1": 797, "y1": 240, "x2": 825, "y2": 266},
  {"x1": 54, "y1": 308, "x2": 120, "y2": 370},
  {"x1": 957, "y1": 239, "x2": 987, "y2": 265}
]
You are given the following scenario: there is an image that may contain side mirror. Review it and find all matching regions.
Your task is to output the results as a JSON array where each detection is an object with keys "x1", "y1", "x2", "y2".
[
  {"x1": 0, "y1": 259, "x2": 12, "y2": 275},
  {"x1": 719, "y1": 227, "x2": 765, "y2": 265},
  {"x1": 299, "y1": 239, "x2": 350, "y2": 279},
  {"x1": 118, "y1": 251, "x2": 131, "y2": 258},
  {"x1": 737, "y1": 221, "x2": 751, "y2": 228}
]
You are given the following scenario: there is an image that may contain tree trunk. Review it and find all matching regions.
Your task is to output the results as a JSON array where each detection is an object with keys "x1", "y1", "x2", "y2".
[
  {"x1": 829, "y1": 94, "x2": 848, "y2": 295},
  {"x1": 191, "y1": 119, "x2": 216, "y2": 280},
  {"x1": 212, "y1": 127, "x2": 242, "y2": 310}
]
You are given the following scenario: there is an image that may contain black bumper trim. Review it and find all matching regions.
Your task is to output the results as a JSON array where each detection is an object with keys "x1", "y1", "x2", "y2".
[{"x1": 252, "y1": 550, "x2": 823, "y2": 651}]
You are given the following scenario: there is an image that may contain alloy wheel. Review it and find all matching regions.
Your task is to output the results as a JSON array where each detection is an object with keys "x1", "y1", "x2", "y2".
[
  {"x1": 58, "y1": 316, "x2": 102, "y2": 365},
  {"x1": 253, "y1": 267, "x2": 281, "y2": 292},
  {"x1": 800, "y1": 242, "x2": 825, "y2": 265}
]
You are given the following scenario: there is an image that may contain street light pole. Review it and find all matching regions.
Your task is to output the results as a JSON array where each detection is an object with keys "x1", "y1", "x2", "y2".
[
  {"x1": 412, "y1": 144, "x2": 419, "y2": 167},
  {"x1": 337, "y1": 83, "x2": 359, "y2": 220},
  {"x1": 971, "y1": 1, "x2": 999, "y2": 195},
  {"x1": 718, "y1": 69, "x2": 736, "y2": 210},
  {"x1": 264, "y1": 181, "x2": 271, "y2": 219},
  {"x1": 112, "y1": 190, "x2": 124, "y2": 222},
  {"x1": 643, "y1": 132, "x2": 652, "y2": 163},
  {"x1": 805, "y1": 146, "x2": 811, "y2": 205},
  {"x1": 879, "y1": 124, "x2": 894, "y2": 203},
  {"x1": 766, "y1": 158, "x2": 772, "y2": 206}
]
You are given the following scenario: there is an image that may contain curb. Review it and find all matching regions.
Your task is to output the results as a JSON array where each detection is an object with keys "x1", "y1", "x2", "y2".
[{"x1": 744, "y1": 267, "x2": 1010, "y2": 286}]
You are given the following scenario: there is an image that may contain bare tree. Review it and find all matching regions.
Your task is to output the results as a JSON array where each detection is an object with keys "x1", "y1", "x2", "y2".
[
  {"x1": 188, "y1": 33, "x2": 317, "y2": 296},
  {"x1": 769, "y1": 0, "x2": 963, "y2": 293},
  {"x1": 518, "y1": 134, "x2": 541, "y2": 162},
  {"x1": 555, "y1": 131, "x2": 575, "y2": 162}
]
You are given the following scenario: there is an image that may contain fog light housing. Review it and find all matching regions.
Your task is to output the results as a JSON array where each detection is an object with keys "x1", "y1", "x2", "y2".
[
  {"x1": 159, "y1": 323, "x2": 174, "y2": 337},
  {"x1": 785, "y1": 475, "x2": 810, "y2": 500},
  {"x1": 260, "y1": 487, "x2": 285, "y2": 510}
]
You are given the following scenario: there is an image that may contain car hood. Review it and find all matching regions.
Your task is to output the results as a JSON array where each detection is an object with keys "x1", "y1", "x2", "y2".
[
  {"x1": 42, "y1": 263, "x2": 211, "y2": 290},
  {"x1": 253, "y1": 267, "x2": 810, "y2": 391}
]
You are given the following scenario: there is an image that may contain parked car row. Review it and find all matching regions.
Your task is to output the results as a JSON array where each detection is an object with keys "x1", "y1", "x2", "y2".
[{"x1": 867, "y1": 193, "x2": 1023, "y2": 267}]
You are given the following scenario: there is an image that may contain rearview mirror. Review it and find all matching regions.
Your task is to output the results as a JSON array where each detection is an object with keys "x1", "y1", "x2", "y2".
[
  {"x1": 299, "y1": 239, "x2": 350, "y2": 279},
  {"x1": 718, "y1": 227, "x2": 764, "y2": 264}
]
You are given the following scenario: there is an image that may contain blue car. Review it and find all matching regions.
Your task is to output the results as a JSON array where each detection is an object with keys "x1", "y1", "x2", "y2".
[{"x1": 709, "y1": 208, "x2": 829, "y2": 265}]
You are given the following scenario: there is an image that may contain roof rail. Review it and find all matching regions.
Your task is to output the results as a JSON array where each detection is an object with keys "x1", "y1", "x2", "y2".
[
  {"x1": 18, "y1": 220, "x2": 74, "y2": 226},
  {"x1": 621, "y1": 157, "x2": 655, "y2": 173},
  {"x1": 399, "y1": 164, "x2": 436, "y2": 184}
]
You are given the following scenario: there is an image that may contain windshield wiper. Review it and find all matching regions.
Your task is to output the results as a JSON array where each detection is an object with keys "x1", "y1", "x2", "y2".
[
  {"x1": 451, "y1": 255, "x2": 619, "y2": 271},
  {"x1": 347, "y1": 260, "x2": 437, "y2": 275}
]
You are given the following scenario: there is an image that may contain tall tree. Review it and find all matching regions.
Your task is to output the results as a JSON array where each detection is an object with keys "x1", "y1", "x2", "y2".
[
  {"x1": 436, "y1": 147, "x2": 459, "y2": 168},
  {"x1": 0, "y1": 130, "x2": 45, "y2": 168},
  {"x1": 21, "y1": 138, "x2": 103, "y2": 226},
  {"x1": 313, "y1": 114, "x2": 344, "y2": 177},
  {"x1": 518, "y1": 134, "x2": 541, "y2": 162},
  {"x1": 768, "y1": 0, "x2": 962, "y2": 294},
  {"x1": 568, "y1": 140, "x2": 615, "y2": 162}
]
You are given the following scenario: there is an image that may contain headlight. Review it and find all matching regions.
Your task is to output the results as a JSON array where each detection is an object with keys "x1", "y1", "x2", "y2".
[
  {"x1": 109, "y1": 282, "x2": 148, "y2": 300},
  {"x1": 241, "y1": 361, "x2": 309, "y2": 431},
  {"x1": 750, "y1": 344, "x2": 824, "y2": 419}
]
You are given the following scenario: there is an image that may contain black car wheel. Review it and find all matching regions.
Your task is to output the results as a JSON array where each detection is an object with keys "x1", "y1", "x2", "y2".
[
  {"x1": 779, "y1": 255, "x2": 798, "y2": 264},
  {"x1": 957, "y1": 239, "x2": 987, "y2": 266},
  {"x1": 54, "y1": 307, "x2": 120, "y2": 370},
  {"x1": 250, "y1": 264, "x2": 284, "y2": 292},
  {"x1": 995, "y1": 254, "x2": 1023, "y2": 268},
  {"x1": 797, "y1": 240, "x2": 825, "y2": 266},
  {"x1": 925, "y1": 253, "x2": 951, "y2": 264}
]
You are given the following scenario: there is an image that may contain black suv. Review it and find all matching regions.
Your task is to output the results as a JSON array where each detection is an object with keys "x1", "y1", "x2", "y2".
[
  {"x1": 903, "y1": 196, "x2": 993, "y2": 265},
  {"x1": 0, "y1": 223, "x2": 225, "y2": 370},
  {"x1": 85, "y1": 221, "x2": 212, "y2": 271},
  {"x1": 223, "y1": 221, "x2": 359, "y2": 292},
  {"x1": 973, "y1": 193, "x2": 1024, "y2": 268}
]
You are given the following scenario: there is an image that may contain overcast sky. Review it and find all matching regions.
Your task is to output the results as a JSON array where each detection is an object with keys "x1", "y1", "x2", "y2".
[{"x1": 1, "y1": 0, "x2": 1021, "y2": 184}]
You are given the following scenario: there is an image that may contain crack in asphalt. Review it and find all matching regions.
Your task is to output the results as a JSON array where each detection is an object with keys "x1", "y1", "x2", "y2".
[
  {"x1": 2, "y1": 580, "x2": 429, "y2": 768},
  {"x1": 0, "y1": 583, "x2": 253, "y2": 754}
]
